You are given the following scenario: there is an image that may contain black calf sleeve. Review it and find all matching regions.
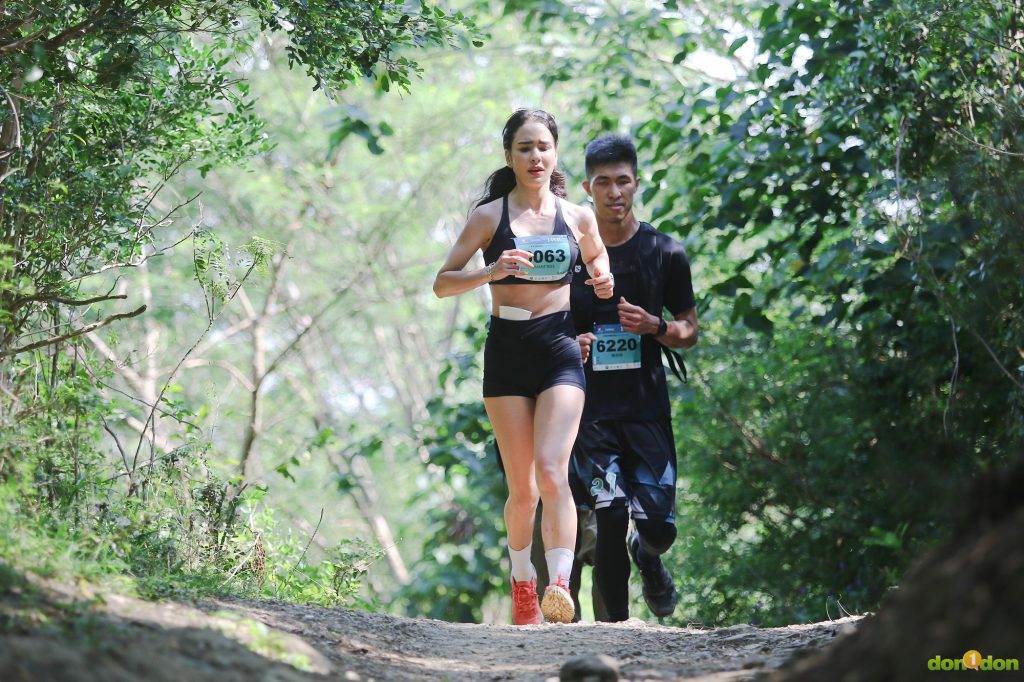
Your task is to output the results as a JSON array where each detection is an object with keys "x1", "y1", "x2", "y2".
[
  {"x1": 633, "y1": 518, "x2": 677, "y2": 557},
  {"x1": 594, "y1": 506, "x2": 630, "y2": 621}
]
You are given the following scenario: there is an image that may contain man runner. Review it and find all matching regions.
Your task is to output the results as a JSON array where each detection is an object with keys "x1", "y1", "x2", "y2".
[{"x1": 569, "y1": 133, "x2": 699, "y2": 621}]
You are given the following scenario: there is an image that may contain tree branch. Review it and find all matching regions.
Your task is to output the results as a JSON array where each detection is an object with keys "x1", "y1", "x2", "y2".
[
  {"x1": 0, "y1": 82, "x2": 24, "y2": 185},
  {"x1": 0, "y1": 305, "x2": 147, "y2": 358},
  {"x1": 948, "y1": 127, "x2": 1024, "y2": 158},
  {"x1": 41, "y1": 0, "x2": 119, "y2": 53},
  {"x1": 85, "y1": 331, "x2": 145, "y2": 388},
  {"x1": 968, "y1": 327, "x2": 1024, "y2": 391},
  {"x1": 102, "y1": 415, "x2": 133, "y2": 483},
  {"x1": 181, "y1": 357, "x2": 255, "y2": 392},
  {"x1": 130, "y1": 259, "x2": 257, "y2": 475},
  {"x1": 12, "y1": 293, "x2": 127, "y2": 310},
  {"x1": 0, "y1": 25, "x2": 49, "y2": 55}
]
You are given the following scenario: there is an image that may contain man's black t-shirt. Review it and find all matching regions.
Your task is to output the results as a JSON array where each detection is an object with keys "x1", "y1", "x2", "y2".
[{"x1": 572, "y1": 222, "x2": 695, "y2": 421}]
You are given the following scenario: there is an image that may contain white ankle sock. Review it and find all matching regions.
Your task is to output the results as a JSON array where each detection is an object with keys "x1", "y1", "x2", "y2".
[
  {"x1": 509, "y1": 544, "x2": 535, "y2": 582},
  {"x1": 544, "y1": 547, "x2": 574, "y2": 585}
]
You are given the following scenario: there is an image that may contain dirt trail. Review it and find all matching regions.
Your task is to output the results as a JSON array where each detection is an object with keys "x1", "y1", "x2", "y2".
[
  {"x1": 0, "y1": 581, "x2": 859, "y2": 682},
  {"x1": 215, "y1": 599, "x2": 858, "y2": 681}
]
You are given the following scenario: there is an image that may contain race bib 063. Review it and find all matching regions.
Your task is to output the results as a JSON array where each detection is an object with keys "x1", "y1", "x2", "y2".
[
  {"x1": 513, "y1": 234, "x2": 571, "y2": 282},
  {"x1": 592, "y1": 324, "x2": 641, "y2": 371}
]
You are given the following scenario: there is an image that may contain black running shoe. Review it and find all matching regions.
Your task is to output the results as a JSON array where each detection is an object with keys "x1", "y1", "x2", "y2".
[{"x1": 628, "y1": 531, "x2": 678, "y2": 618}]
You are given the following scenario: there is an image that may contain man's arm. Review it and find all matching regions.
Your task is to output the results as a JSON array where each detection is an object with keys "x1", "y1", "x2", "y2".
[
  {"x1": 616, "y1": 298, "x2": 698, "y2": 349},
  {"x1": 658, "y1": 234, "x2": 698, "y2": 349},
  {"x1": 662, "y1": 306, "x2": 698, "y2": 349}
]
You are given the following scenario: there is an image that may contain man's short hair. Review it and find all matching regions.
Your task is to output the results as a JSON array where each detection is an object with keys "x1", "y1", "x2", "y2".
[{"x1": 585, "y1": 134, "x2": 638, "y2": 178}]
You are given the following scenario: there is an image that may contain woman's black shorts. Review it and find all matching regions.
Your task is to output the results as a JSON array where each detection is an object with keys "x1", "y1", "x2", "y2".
[{"x1": 483, "y1": 310, "x2": 586, "y2": 398}]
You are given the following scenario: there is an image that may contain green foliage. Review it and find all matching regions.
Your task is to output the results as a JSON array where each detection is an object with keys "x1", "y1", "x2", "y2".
[
  {"x1": 327, "y1": 106, "x2": 395, "y2": 158},
  {"x1": 0, "y1": 402, "x2": 376, "y2": 608},
  {"x1": 250, "y1": 0, "x2": 481, "y2": 94},
  {"x1": 400, "y1": 318, "x2": 508, "y2": 622},
  {"x1": 193, "y1": 229, "x2": 278, "y2": 313},
  {"x1": 0, "y1": 0, "x2": 477, "y2": 354}
]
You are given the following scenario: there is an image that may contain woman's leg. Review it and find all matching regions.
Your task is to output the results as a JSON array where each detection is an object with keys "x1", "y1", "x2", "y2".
[
  {"x1": 484, "y1": 396, "x2": 538, "y2": 553},
  {"x1": 533, "y1": 384, "x2": 585, "y2": 552},
  {"x1": 533, "y1": 384, "x2": 584, "y2": 623},
  {"x1": 487, "y1": 395, "x2": 544, "y2": 625}
]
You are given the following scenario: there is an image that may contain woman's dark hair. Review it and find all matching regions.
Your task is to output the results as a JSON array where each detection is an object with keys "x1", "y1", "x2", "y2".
[{"x1": 475, "y1": 109, "x2": 567, "y2": 209}]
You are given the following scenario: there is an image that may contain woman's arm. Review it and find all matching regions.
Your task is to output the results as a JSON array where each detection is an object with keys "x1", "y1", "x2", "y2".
[
  {"x1": 432, "y1": 208, "x2": 493, "y2": 298},
  {"x1": 432, "y1": 205, "x2": 533, "y2": 298},
  {"x1": 572, "y1": 204, "x2": 613, "y2": 299}
]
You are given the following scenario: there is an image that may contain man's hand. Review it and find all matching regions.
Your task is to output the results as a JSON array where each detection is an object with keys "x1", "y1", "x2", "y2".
[
  {"x1": 617, "y1": 296, "x2": 661, "y2": 335},
  {"x1": 577, "y1": 332, "x2": 596, "y2": 364}
]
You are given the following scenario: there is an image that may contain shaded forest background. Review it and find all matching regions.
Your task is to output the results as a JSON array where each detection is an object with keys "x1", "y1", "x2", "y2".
[{"x1": 1, "y1": 0, "x2": 1021, "y2": 633}]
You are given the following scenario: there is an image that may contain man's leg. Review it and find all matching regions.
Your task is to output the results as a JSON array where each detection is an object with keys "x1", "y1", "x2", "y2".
[
  {"x1": 623, "y1": 419, "x2": 680, "y2": 619},
  {"x1": 628, "y1": 520, "x2": 678, "y2": 618},
  {"x1": 573, "y1": 420, "x2": 630, "y2": 621},
  {"x1": 531, "y1": 506, "x2": 547, "y2": 583},
  {"x1": 593, "y1": 504, "x2": 630, "y2": 621},
  {"x1": 632, "y1": 519, "x2": 677, "y2": 556},
  {"x1": 575, "y1": 508, "x2": 609, "y2": 622}
]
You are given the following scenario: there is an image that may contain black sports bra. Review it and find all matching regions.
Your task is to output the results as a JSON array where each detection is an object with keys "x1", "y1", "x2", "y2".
[{"x1": 482, "y1": 196, "x2": 580, "y2": 286}]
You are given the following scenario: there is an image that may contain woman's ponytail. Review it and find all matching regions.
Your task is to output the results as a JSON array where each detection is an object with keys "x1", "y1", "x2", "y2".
[
  {"x1": 549, "y1": 169, "x2": 567, "y2": 199},
  {"x1": 475, "y1": 166, "x2": 517, "y2": 209}
]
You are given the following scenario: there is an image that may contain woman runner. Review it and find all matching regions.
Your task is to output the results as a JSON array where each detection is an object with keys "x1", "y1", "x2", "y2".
[{"x1": 433, "y1": 109, "x2": 613, "y2": 624}]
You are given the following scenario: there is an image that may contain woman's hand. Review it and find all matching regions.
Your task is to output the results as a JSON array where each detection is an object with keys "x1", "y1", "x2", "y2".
[
  {"x1": 488, "y1": 248, "x2": 534, "y2": 281},
  {"x1": 585, "y1": 267, "x2": 615, "y2": 299}
]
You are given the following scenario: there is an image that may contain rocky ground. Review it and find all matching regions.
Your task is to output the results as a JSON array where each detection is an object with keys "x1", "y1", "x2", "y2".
[{"x1": 0, "y1": 578, "x2": 860, "y2": 682}]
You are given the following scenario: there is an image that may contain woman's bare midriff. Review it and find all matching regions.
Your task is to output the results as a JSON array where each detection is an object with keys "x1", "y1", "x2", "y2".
[{"x1": 490, "y1": 282, "x2": 570, "y2": 318}]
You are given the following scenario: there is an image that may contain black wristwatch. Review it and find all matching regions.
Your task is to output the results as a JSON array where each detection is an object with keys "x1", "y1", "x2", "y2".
[{"x1": 653, "y1": 317, "x2": 668, "y2": 337}]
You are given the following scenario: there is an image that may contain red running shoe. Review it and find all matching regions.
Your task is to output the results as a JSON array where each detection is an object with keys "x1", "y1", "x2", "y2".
[
  {"x1": 541, "y1": 576, "x2": 574, "y2": 624},
  {"x1": 511, "y1": 576, "x2": 543, "y2": 625}
]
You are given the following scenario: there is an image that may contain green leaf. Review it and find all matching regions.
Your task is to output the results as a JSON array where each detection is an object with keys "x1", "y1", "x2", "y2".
[{"x1": 728, "y1": 36, "x2": 749, "y2": 55}]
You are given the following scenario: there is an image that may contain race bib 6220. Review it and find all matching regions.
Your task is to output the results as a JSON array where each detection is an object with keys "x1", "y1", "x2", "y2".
[{"x1": 592, "y1": 324, "x2": 641, "y2": 371}]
